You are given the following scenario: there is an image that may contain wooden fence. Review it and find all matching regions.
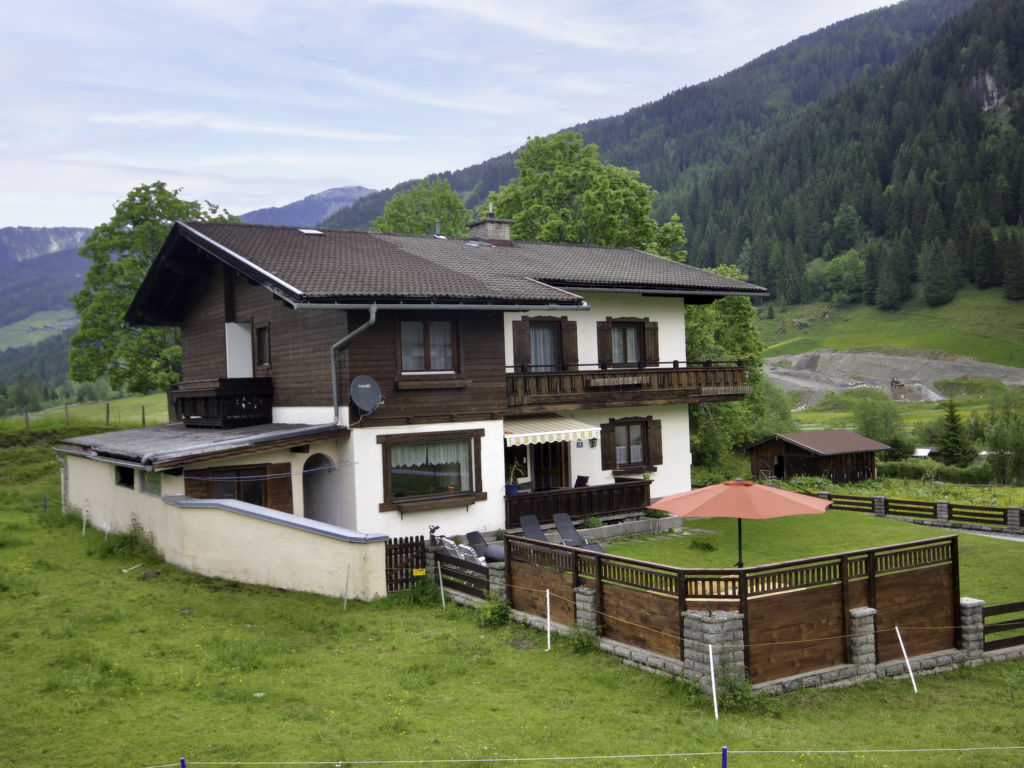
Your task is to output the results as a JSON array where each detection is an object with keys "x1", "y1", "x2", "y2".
[
  {"x1": 826, "y1": 493, "x2": 1018, "y2": 530},
  {"x1": 385, "y1": 536, "x2": 426, "y2": 593},
  {"x1": 505, "y1": 534, "x2": 959, "y2": 685},
  {"x1": 435, "y1": 551, "x2": 489, "y2": 599},
  {"x1": 983, "y1": 601, "x2": 1024, "y2": 651}
]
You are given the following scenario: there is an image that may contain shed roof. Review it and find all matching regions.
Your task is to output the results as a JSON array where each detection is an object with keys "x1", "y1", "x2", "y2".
[
  {"x1": 126, "y1": 221, "x2": 768, "y2": 325},
  {"x1": 749, "y1": 429, "x2": 891, "y2": 456}
]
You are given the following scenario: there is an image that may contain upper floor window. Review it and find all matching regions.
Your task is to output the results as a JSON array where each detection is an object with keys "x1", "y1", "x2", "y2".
[
  {"x1": 401, "y1": 320, "x2": 456, "y2": 372},
  {"x1": 254, "y1": 324, "x2": 271, "y2": 368},
  {"x1": 598, "y1": 317, "x2": 659, "y2": 368},
  {"x1": 600, "y1": 416, "x2": 663, "y2": 472},
  {"x1": 512, "y1": 316, "x2": 578, "y2": 372}
]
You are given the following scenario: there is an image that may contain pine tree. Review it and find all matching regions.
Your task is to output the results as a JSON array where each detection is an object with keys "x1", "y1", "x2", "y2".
[
  {"x1": 938, "y1": 400, "x2": 975, "y2": 467},
  {"x1": 1005, "y1": 229, "x2": 1024, "y2": 300}
]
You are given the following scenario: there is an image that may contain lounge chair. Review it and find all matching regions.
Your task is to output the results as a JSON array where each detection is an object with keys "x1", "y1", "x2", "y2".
[
  {"x1": 519, "y1": 514, "x2": 549, "y2": 542},
  {"x1": 457, "y1": 543, "x2": 486, "y2": 565},
  {"x1": 553, "y1": 512, "x2": 605, "y2": 553},
  {"x1": 467, "y1": 530, "x2": 506, "y2": 563}
]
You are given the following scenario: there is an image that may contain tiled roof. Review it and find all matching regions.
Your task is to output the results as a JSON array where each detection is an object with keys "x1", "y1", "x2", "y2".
[
  {"x1": 768, "y1": 430, "x2": 891, "y2": 456},
  {"x1": 174, "y1": 222, "x2": 767, "y2": 306}
]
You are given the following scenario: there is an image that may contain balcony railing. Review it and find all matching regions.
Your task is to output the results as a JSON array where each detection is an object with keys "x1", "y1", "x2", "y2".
[
  {"x1": 504, "y1": 479, "x2": 651, "y2": 529},
  {"x1": 506, "y1": 360, "x2": 749, "y2": 412},
  {"x1": 168, "y1": 377, "x2": 273, "y2": 428}
]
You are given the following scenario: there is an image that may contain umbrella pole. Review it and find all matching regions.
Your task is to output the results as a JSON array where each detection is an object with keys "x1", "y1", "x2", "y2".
[{"x1": 736, "y1": 518, "x2": 743, "y2": 568}]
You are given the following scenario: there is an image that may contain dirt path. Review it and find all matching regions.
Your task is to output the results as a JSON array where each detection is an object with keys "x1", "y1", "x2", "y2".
[{"x1": 764, "y1": 350, "x2": 1024, "y2": 407}]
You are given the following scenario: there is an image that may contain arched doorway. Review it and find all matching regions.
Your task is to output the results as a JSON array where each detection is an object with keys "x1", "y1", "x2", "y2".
[{"x1": 303, "y1": 453, "x2": 340, "y2": 525}]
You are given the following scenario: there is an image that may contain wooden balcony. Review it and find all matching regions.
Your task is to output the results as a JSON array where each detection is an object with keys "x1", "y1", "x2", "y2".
[
  {"x1": 504, "y1": 479, "x2": 651, "y2": 530},
  {"x1": 506, "y1": 360, "x2": 750, "y2": 413},
  {"x1": 168, "y1": 377, "x2": 273, "y2": 428}
]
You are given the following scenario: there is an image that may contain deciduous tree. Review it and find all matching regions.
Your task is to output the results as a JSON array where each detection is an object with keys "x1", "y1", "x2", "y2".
[
  {"x1": 370, "y1": 177, "x2": 470, "y2": 237},
  {"x1": 70, "y1": 182, "x2": 233, "y2": 393}
]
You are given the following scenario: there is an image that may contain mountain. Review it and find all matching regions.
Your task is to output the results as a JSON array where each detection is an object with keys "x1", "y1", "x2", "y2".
[
  {"x1": 681, "y1": 0, "x2": 1024, "y2": 308},
  {"x1": 0, "y1": 227, "x2": 91, "y2": 327},
  {"x1": 241, "y1": 186, "x2": 375, "y2": 227},
  {"x1": 321, "y1": 0, "x2": 974, "y2": 231},
  {"x1": 0, "y1": 226, "x2": 90, "y2": 267}
]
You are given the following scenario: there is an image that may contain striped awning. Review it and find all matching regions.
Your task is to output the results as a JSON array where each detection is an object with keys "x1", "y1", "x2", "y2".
[{"x1": 503, "y1": 416, "x2": 600, "y2": 447}]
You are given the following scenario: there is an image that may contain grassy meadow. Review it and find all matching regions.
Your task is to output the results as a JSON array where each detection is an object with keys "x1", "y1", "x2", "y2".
[
  {"x1": 0, "y1": 309, "x2": 78, "y2": 351},
  {"x1": 758, "y1": 288, "x2": 1024, "y2": 367},
  {"x1": 2, "y1": 415, "x2": 1024, "y2": 767}
]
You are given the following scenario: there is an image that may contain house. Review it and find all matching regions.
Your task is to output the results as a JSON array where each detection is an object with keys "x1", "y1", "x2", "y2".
[
  {"x1": 746, "y1": 429, "x2": 890, "y2": 483},
  {"x1": 56, "y1": 214, "x2": 767, "y2": 598}
]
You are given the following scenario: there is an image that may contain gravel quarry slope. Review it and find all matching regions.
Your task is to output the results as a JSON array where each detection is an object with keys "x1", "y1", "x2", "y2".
[{"x1": 764, "y1": 350, "x2": 1024, "y2": 407}]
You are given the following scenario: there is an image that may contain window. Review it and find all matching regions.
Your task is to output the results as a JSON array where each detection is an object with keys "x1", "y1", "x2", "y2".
[
  {"x1": 115, "y1": 465, "x2": 135, "y2": 489},
  {"x1": 512, "y1": 316, "x2": 578, "y2": 372},
  {"x1": 254, "y1": 324, "x2": 271, "y2": 368},
  {"x1": 600, "y1": 417, "x2": 663, "y2": 472},
  {"x1": 184, "y1": 463, "x2": 294, "y2": 514},
  {"x1": 140, "y1": 472, "x2": 162, "y2": 496},
  {"x1": 378, "y1": 429, "x2": 486, "y2": 511},
  {"x1": 597, "y1": 317, "x2": 659, "y2": 368},
  {"x1": 400, "y1": 320, "x2": 456, "y2": 372}
]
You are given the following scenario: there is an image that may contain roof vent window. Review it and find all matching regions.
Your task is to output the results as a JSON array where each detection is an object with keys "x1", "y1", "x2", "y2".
[{"x1": 298, "y1": 228, "x2": 324, "y2": 236}]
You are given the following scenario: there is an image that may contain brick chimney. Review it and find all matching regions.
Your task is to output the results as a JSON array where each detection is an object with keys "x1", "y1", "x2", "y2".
[{"x1": 468, "y1": 204, "x2": 513, "y2": 246}]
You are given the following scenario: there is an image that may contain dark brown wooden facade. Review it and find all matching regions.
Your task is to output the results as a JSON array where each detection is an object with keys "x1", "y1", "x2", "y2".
[{"x1": 747, "y1": 430, "x2": 889, "y2": 483}]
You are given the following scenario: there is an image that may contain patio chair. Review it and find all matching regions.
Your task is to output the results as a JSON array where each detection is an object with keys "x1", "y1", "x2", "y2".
[
  {"x1": 466, "y1": 530, "x2": 506, "y2": 563},
  {"x1": 456, "y1": 543, "x2": 486, "y2": 565},
  {"x1": 519, "y1": 514, "x2": 549, "y2": 542},
  {"x1": 553, "y1": 512, "x2": 605, "y2": 553}
]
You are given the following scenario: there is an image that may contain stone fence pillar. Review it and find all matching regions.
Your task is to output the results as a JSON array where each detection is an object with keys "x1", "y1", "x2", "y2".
[
  {"x1": 872, "y1": 496, "x2": 887, "y2": 517},
  {"x1": 848, "y1": 607, "x2": 878, "y2": 678},
  {"x1": 487, "y1": 560, "x2": 507, "y2": 601},
  {"x1": 936, "y1": 500, "x2": 950, "y2": 524},
  {"x1": 574, "y1": 586, "x2": 599, "y2": 634},
  {"x1": 1007, "y1": 507, "x2": 1022, "y2": 534},
  {"x1": 682, "y1": 609, "x2": 745, "y2": 694},
  {"x1": 959, "y1": 597, "x2": 986, "y2": 659}
]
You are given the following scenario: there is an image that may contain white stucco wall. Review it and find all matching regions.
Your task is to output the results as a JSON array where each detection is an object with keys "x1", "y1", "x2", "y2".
[{"x1": 60, "y1": 453, "x2": 387, "y2": 601}]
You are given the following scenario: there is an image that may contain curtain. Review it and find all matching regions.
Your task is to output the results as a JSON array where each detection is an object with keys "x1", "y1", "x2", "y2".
[
  {"x1": 401, "y1": 321, "x2": 425, "y2": 370},
  {"x1": 530, "y1": 324, "x2": 557, "y2": 372}
]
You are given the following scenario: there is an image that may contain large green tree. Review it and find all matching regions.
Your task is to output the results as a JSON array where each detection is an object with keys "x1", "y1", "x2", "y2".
[
  {"x1": 484, "y1": 132, "x2": 685, "y2": 257},
  {"x1": 70, "y1": 182, "x2": 233, "y2": 393},
  {"x1": 937, "y1": 399, "x2": 975, "y2": 467},
  {"x1": 370, "y1": 177, "x2": 470, "y2": 237}
]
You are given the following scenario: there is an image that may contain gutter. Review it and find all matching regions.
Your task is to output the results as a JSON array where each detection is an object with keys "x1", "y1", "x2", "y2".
[{"x1": 330, "y1": 304, "x2": 378, "y2": 425}]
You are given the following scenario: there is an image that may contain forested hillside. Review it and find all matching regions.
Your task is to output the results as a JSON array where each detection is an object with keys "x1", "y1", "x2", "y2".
[
  {"x1": 240, "y1": 186, "x2": 375, "y2": 227},
  {"x1": 0, "y1": 248, "x2": 85, "y2": 326},
  {"x1": 682, "y1": 0, "x2": 1024, "y2": 308},
  {"x1": 322, "y1": 0, "x2": 973, "y2": 231}
]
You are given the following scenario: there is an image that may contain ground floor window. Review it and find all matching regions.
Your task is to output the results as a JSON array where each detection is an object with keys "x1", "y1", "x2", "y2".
[
  {"x1": 600, "y1": 416, "x2": 663, "y2": 472},
  {"x1": 140, "y1": 471, "x2": 162, "y2": 496},
  {"x1": 184, "y1": 463, "x2": 293, "y2": 514},
  {"x1": 115, "y1": 465, "x2": 135, "y2": 489},
  {"x1": 378, "y1": 429, "x2": 486, "y2": 511}
]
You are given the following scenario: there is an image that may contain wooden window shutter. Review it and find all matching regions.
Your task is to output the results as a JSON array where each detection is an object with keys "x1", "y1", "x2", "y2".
[
  {"x1": 643, "y1": 319, "x2": 659, "y2": 367},
  {"x1": 184, "y1": 470, "x2": 212, "y2": 499},
  {"x1": 560, "y1": 317, "x2": 578, "y2": 370},
  {"x1": 266, "y1": 462, "x2": 293, "y2": 514},
  {"x1": 596, "y1": 320, "x2": 612, "y2": 367},
  {"x1": 512, "y1": 318, "x2": 530, "y2": 371},
  {"x1": 600, "y1": 420, "x2": 616, "y2": 470},
  {"x1": 645, "y1": 418, "x2": 663, "y2": 467}
]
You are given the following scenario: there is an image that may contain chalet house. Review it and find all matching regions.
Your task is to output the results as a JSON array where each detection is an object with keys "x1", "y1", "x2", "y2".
[
  {"x1": 746, "y1": 429, "x2": 890, "y2": 483},
  {"x1": 56, "y1": 215, "x2": 767, "y2": 599}
]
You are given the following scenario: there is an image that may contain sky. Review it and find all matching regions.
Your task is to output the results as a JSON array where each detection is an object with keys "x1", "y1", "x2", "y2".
[{"x1": 2, "y1": 0, "x2": 896, "y2": 228}]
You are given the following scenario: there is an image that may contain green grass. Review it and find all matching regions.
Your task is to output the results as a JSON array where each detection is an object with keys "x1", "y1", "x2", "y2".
[
  {"x1": 1, "y1": 392, "x2": 169, "y2": 434},
  {"x1": 759, "y1": 288, "x2": 1024, "y2": 367},
  {"x1": 3, "y1": 425, "x2": 1024, "y2": 767},
  {"x1": 0, "y1": 309, "x2": 77, "y2": 351}
]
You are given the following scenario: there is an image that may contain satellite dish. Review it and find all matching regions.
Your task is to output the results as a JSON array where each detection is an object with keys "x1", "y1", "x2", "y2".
[{"x1": 350, "y1": 375, "x2": 383, "y2": 414}]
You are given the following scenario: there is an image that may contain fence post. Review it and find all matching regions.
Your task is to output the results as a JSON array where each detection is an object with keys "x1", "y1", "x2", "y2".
[
  {"x1": 682, "y1": 609, "x2": 745, "y2": 694},
  {"x1": 141, "y1": 405, "x2": 146, "y2": 427},
  {"x1": 1007, "y1": 507, "x2": 1022, "y2": 534},
  {"x1": 936, "y1": 500, "x2": 950, "y2": 524},
  {"x1": 487, "y1": 560, "x2": 507, "y2": 601},
  {"x1": 573, "y1": 586, "x2": 599, "y2": 635},
  {"x1": 847, "y1": 607, "x2": 878, "y2": 679},
  {"x1": 65, "y1": 403, "x2": 69, "y2": 426},
  {"x1": 106, "y1": 401, "x2": 110, "y2": 425},
  {"x1": 872, "y1": 496, "x2": 886, "y2": 517},
  {"x1": 24, "y1": 411, "x2": 29, "y2": 428},
  {"x1": 958, "y1": 597, "x2": 985, "y2": 660}
]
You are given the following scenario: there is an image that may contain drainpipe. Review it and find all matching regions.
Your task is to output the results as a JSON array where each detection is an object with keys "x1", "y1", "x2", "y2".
[{"x1": 331, "y1": 304, "x2": 378, "y2": 425}]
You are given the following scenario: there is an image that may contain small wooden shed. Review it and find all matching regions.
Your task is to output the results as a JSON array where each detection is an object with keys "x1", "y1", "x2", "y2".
[{"x1": 747, "y1": 429, "x2": 890, "y2": 483}]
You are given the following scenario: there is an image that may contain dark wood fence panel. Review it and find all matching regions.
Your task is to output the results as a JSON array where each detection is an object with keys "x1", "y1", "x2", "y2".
[
  {"x1": 885, "y1": 498, "x2": 937, "y2": 519},
  {"x1": 983, "y1": 601, "x2": 1024, "y2": 651},
  {"x1": 746, "y1": 585, "x2": 848, "y2": 685},
  {"x1": 827, "y1": 494, "x2": 874, "y2": 513},
  {"x1": 506, "y1": 540, "x2": 576, "y2": 625},
  {"x1": 601, "y1": 581, "x2": 682, "y2": 659},
  {"x1": 436, "y1": 551, "x2": 489, "y2": 599},
  {"x1": 874, "y1": 564, "x2": 956, "y2": 662},
  {"x1": 386, "y1": 536, "x2": 426, "y2": 593},
  {"x1": 950, "y1": 503, "x2": 1008, "y2": 526}
]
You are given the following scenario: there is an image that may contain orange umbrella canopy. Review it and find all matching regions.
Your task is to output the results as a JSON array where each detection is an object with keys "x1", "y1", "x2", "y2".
[
  {"x1": 648, "y1": 479, "x2": 831, "y2": 567},
  {"x1": 648, "y1": 479, "x2": 832, "y2": 520}
]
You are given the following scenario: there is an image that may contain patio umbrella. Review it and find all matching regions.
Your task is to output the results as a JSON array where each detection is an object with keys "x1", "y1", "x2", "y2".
[{"x1": 647, "y1": 479, "x2": 831, "y2": 567}]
